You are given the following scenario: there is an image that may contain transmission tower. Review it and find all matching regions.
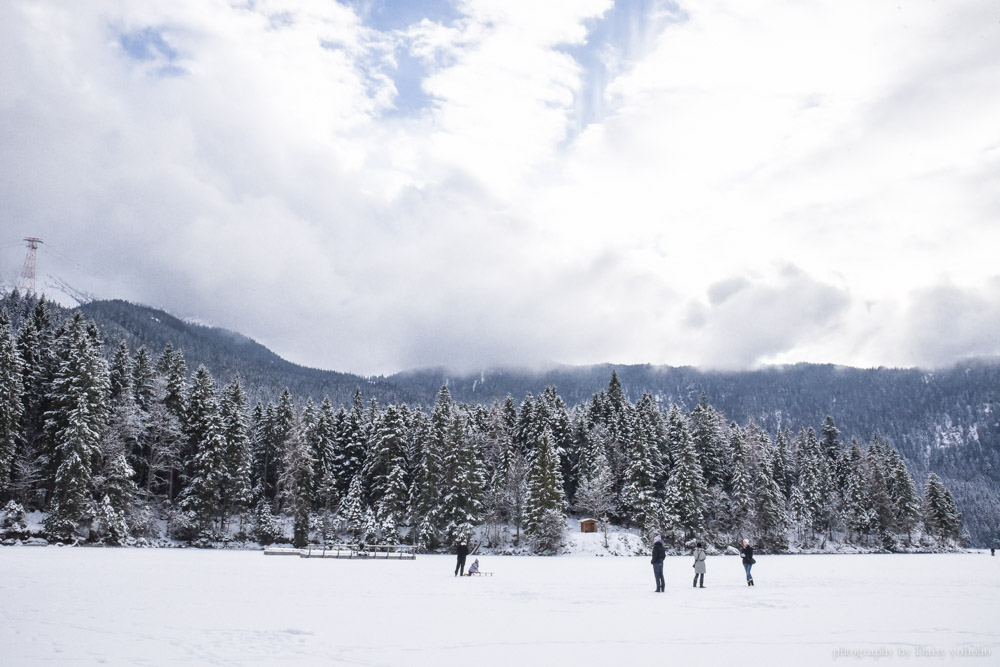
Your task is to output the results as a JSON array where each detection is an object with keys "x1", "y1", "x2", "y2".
[{"x1": 17, "y1": 237, "x2": 43, "y2": 293}]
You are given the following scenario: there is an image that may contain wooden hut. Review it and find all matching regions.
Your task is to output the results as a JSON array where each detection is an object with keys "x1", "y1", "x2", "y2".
[{"x1": 580, "y1": 518, "x2": 598, "y2": 533}]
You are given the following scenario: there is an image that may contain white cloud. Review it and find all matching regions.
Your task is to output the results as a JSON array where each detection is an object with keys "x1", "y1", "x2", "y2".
[{"x1": 1, "y1": 0, "x2": 999, "y2": 374}]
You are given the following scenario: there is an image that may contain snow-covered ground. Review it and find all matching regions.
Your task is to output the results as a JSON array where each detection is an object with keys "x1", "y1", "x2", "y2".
[{"x1": 2, "y1": 548, "x2": 998, "y2": 666}]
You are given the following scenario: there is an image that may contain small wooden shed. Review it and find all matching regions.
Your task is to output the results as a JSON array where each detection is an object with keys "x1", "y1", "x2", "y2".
[{"x1": 580, "y1": 518, "x2": 598, "y2": 533}]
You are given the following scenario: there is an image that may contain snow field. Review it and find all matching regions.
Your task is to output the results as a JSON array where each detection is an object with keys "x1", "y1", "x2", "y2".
[{"x1": 1, "y1": 549, "x2": 998, "y2": 666}]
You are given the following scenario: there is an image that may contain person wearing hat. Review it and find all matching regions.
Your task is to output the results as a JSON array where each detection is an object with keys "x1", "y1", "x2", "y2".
[
  {"x1": 651, "y1": 535, "x2": 666, "y2": 593},
  {"x1": 692, "y1": 541, "x2": 707, "y2": 588}
]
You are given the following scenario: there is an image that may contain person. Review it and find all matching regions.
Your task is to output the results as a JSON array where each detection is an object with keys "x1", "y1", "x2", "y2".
[
  {"x1": 992, "y1": 547, "x2": 995, "y2": 557},
  {"x1": 455, "y1": 542, "x2": 469, "y2": 577},
  {"x1": 467, "y1": 559, "x2": 480, "y2": 575},
  {"x1": 692, "y1": 541, "x2": 707, "y2": 588},
  {"x1": 651, "y1": 535, "x2": 666, "y2": 593},
  {"x1": 740, "y1": 538, "x2": 755, "y2": 586}
]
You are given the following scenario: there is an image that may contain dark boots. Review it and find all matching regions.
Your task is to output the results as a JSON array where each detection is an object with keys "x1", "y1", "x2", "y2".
[{"x1": 693, "y1": 573, "x2": 705, "y2": 588}]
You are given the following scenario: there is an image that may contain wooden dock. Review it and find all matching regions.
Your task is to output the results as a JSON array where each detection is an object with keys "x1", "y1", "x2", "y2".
[{"x1": 264, "y1": 544, "x2": 416, "y2": 559}]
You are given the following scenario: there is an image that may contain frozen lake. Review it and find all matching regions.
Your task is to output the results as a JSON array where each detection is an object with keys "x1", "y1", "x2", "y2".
[{"x1": 1, "y1": 548, "x2": 998, "y2": 666}]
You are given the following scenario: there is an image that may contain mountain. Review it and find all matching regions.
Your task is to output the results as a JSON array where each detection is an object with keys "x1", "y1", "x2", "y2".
[{"x1": 10, "y1": 295, "x2": 998, "y2": 545}]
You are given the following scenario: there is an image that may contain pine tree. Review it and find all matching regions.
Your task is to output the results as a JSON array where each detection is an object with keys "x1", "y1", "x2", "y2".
[
  {"x1": 179, "y1": 368, "x2": 227, "y2": 536},
  {"x1": 439, "y1": 413, "x2": 485, "y2": 546},
  {"x1": 342, "y1": 474, "x2": 366, "y2": 542},
  {"x1": 620, "y1": 403, "x2": 664, "y2": 531},
  {"x1": 109, "y1": 340, "x2": 133, "y2": 403},
  {"x1": 524, "y1": 428, "x2": 566, "y2": 553},
  {"x1": 94, "y1": 452, "x2": 137, "y2": 544},
  {"x1": 253, "y1": 497, "x2": 282, "y2": 545},
  {"x1": 0, "y1": 314, "x2": 24, "y2": 492},
  {"x1": 46, "y1": 392, "x2": 102, "y2": 540},
  {"x1": 923, "y1": 473, "x2": 962, "y2": 541},
  {"x1": 131, "y1": 346, "x2": 155, "y2": 411},
  {"x1": 333, "y1": 389, "x2": 366, "y2": 496},
  {"x1": 661, "y1": 411, "x2": 708, "y2": 538},
  {"x1": 364, "y1": 404, "x2": 408, "y2": 508},
  {"x1": 280, "y1": 414, "x2": 314, "y2": 548},
  {"x1": 840, "y1": 442, "x2": 873, "y2": 540},
  {"x1": 728, "y1": 424, "x2": 754, "y2": 530},
  {"x1": 886, "y1": 446, "x2": 920, "y2": 540},
  {"x1": 689, "y1": 394, "x2": 730, "y2": 489},
  {"x1": 796, "y1": 428, "x2": 835, "y2": 536},
  {"x1": 44, "y1": 315, "x2": 110, "y2": 539},
  {"x1": 219, "y1": 376, "x2": 253, "y2": 530}
]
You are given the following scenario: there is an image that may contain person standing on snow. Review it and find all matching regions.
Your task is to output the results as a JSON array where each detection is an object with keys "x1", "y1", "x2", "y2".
[
  {"x1": 455, "y1": 542, "x2": 469, "y2": 577},
  {"x1": 651, "y1": 535, "x2": 666, "y2": 593},
  {"x1": 740, "y1": 538, "x2": 756, "y2": 586},
  {"x1": 692, "y1": 541, "x2": 707, "y2": 588}
]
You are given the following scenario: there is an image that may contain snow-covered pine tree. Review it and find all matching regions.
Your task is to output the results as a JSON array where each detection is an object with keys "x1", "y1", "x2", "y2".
[
  {"x1": 773, "y1": 428, "x2": 794, "y2": 499},
  {"x1": 885, "y1": 444, "x2": 920, "y2": 540},
  {"x1": 45, "y1": 392, "x2": 102, "y2": 540},
  {"x1": 179, "y1": 368, "x2": 227, "y2": 536},
  {"x1": 620, "y1": 402, "x2": 664, "y2": 532},
  {"x1": 439, "y1": 413, "x2": 485, "y2": 546},
  {"x1": 253, "y1": 497, "x2": 282, "y2": 545},
  {"x1": 923, "y1": 473, "x2": 962, "y2": 541},
  {"x1": 131, "y1": 346, "x2": 155, "y2": 411},
  {"x1": 93, "y1": 451, "x2": 137, "y2": 544},
  {"x1": 17, "y1": 300, "x2": 52, "y2": 470},
  {"x1": 219, "y1": 376, "x2": 253, "y2": 531},
  {"x1": 311, "y1": 398, "x2": 339, "y2": 538},
  {"x1": 754, "y1": 445, "x2": 787, "y2": 543},
  {"x1": 661, "y1": 409, "x2": 708, "y2": 539},
  {"x1": 364, "y1": 404, "x2": 408, "y2": 507},
  {"x1": 158, "y1": 344, "x2": 187, "y2": 421},
  {"x1": 362, "y1": 505, "x2": 378, "y2": 544},
  {"x1": 279, "y1": 413, "x2": 314, "y2": 548},
  {"x1": 333, "y1": 389, "x2": 366, "y2": 497},
  {"x1": 109, "y1": 340, "x2": 133, "y2": 403},
  {"x1": 821, "y1": 415, "x2": 842, "y2": 462},
  {"x1": 377, "y1": 502, "x2": 399, "y2": 544},
  {"x1": 841, "y1": 442, "x2": 873, "y2": 542},
  {"x1": 795, "y1": 427, "x2": 835, "y2": 537},
  {"x1": 409, "y1": 387, "x2": 453, "y2": 547},
  {"x1": 864, "y1": 438, "x2": 896, "y2": 545},
  {"x1": 524, "y1": 427, "x2": 567, "y2": 553},
  {"x1": 43, "y1": 314, "x2": 110, "y2": 539},
  {"x1": 0, "y1": 314, "x2": 24, "y2": 491},
  {"x1": 688, "y1": 394, "x2": 731, "y2": 489},
  {"x1": 728, "y1": 423, "x2": 755, "y2": 531},
  {"x1": 341, "y1": 474, "x2": 366, "y2": 542}
]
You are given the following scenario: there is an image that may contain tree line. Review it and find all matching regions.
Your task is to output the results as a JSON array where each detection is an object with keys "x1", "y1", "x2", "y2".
[{"x1": 0, "y1": 294, "x2": 964, "y2": 552}]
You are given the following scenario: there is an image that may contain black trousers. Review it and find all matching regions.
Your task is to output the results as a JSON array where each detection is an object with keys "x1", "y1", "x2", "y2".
[{"x1": 455, "y1": 555, "x2": 467, "y2": 576}]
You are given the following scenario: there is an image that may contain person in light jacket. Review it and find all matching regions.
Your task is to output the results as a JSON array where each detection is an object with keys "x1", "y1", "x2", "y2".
[
  {"x1": 692, "y1": 541, "x2": 707, "y2": 588},
  {"x1": 651, "y1": 535, "x2": 666, "y2": 593}
]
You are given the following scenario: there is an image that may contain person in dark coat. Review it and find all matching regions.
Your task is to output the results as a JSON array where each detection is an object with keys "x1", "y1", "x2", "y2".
[
  {"x1": 741, "y1": 538, "x2": 755, "y2": 586},
  {"x1": 692, "y1": 541, "x2": 707, "y2": 588},
  {"x1": 651, "y1": 535, "x2": 666, "y2": 592},
  {"x1": 455, "y1": 542, "x2": 469, "y2": 576}
]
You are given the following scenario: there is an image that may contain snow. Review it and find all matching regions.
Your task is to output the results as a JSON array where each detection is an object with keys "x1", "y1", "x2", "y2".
[{"x1": 1, "y1": 548, "x2": 998, "y2": 665}]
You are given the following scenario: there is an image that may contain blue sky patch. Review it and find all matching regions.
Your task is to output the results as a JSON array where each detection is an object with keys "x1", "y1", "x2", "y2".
[{"x1": 118, "y1": 27, "x2": 178, "y2": 63}]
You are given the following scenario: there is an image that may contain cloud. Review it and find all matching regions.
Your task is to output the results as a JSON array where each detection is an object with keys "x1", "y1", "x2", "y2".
[{"x1": 1, "y1": 0, "x2": 999, "y2": 375}]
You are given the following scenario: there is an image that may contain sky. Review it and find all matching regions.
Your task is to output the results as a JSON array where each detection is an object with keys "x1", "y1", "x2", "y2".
[{"x1": 1, "y1": 0, "x2": 999, "y2": 376}]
